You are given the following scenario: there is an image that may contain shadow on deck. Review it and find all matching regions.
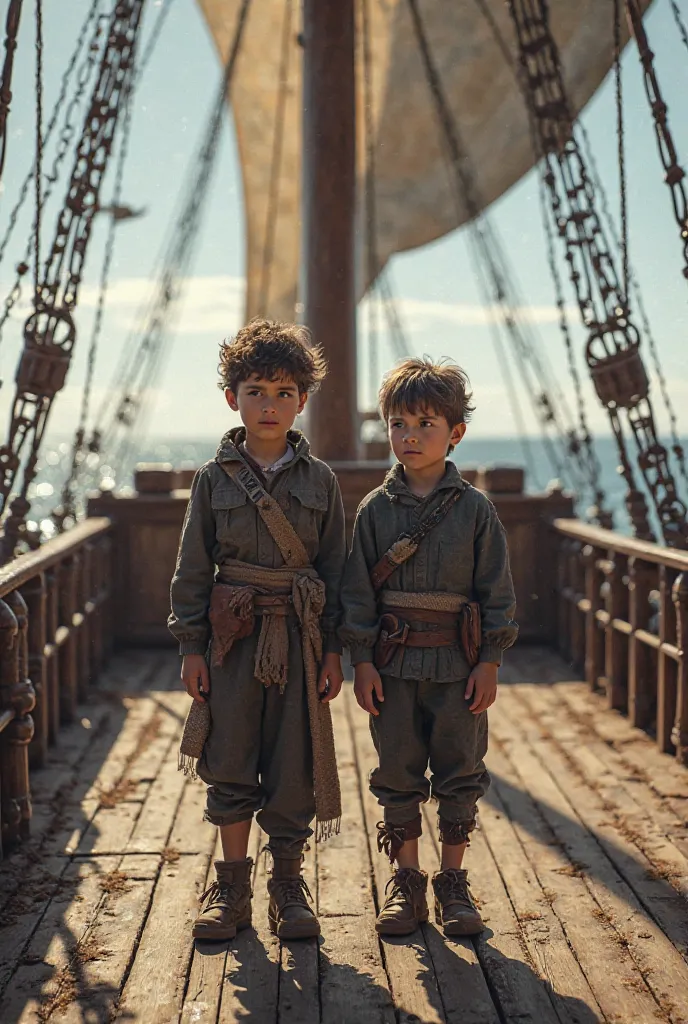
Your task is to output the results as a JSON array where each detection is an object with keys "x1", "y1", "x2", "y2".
[{"x1": 0, "y1": 646, "x2": 687, "y2": 1024}]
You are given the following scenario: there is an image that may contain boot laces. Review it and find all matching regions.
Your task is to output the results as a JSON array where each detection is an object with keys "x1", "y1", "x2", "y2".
[
  {"x1": 199, "y1": 878, "x2": 244, "y2": 912},
  {"x1": 435, "y1": 870, "x2": 473, "y2": 909},
  {"x1": 271, "y1": 875, "x2": 314, "y2": 910},
  {"x1": 383, "y1": 869, "x2": 423, "y2": 910}
]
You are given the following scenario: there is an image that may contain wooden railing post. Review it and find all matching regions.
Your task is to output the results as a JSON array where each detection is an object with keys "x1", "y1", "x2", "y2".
[
  {"x1": 603, "y1": 554, "x2": 628, "y2": 711},
  {"x1": 583, "y1": 544, "x2": 604, "y2": 689},
  {"x1": 0, "y1": 593, "x2": 35, "y2": 850},
  {"x1": 44, "y1": 568, "x2": 59, "y2": 744},
  {"x1": 569, "y1": 540, "x2": 584, "y2": 672},
  {"x1": 657, "y1": 565, "x2": 678, "y2": 753},
  {"x1": 628, "y1": 557, "x2": 655, "y2": 729},
  {"x1": 672, "y1": 573, "x2": 688, "y2": 765},
  {"x1": 58, "y1": 555, "x2": 78, "y2": 722},
  {"x1": 22, "y1": 572, "x2": 47, "y2": 767}
]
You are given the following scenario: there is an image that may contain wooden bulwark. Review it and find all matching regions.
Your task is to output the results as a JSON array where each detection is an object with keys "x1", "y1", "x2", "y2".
[
  {"x1": 0, "y1": 646, "x2": 687, "y2": 1023},
  {"x1": 554, "y1": 517, "x2": 688, "y2": 765},
  {"x1": 0, "y1": 520, "x2": 113, "y2": 855}
]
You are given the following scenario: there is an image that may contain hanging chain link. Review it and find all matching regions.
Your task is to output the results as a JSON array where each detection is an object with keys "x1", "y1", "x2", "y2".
[
  {"x1": 0, "y1": 0, "x2": 145, "y2": 562},
  {"x1": 408, "y1": 0, "x2": 603, "y2": 503},
  {"x1": 0, "y1": 6, "x2": 106, "y2": 341},
  {"x1": 508, "y1": 0, "x2": 688, "y2": 547},
  {"x1": 613, "y1": 0, "x2": 629, "y2": 300},
  {"x1": 0, "y1": 0, "x2": 24, "y2": 186},
  {"x1": 625, "y1": 0, "x2": 688, "y2": 281},
  {"x1": 578, "y1": 121, "x2": 688, "y2": 491}
]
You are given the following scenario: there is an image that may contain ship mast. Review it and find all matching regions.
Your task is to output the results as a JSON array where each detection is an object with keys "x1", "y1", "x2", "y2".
[{"x1": 302, "y1": 0, "x2": 358, "y2": 462}]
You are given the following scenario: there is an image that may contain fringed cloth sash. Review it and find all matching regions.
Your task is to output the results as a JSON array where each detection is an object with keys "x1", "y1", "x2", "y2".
[{"x1": 179, "y1": 558, "x2": 341, "y2": 841}]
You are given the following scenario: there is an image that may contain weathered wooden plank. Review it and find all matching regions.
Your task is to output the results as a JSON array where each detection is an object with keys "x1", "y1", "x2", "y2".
[
  {"x1": 418, "y1": 821, "x2": 501, "y2": 1024},
  {"x1": 116, "y1": 851, "x2": 213, "y2": 1022},
  {"x1": 125, "y1": 731, "x2": 188, "y2": 855},
  {"x1": 519, "y1": 682, "x2": 688, "y2": 896},
  {"x1": 493, "y1": 689, "x2": 688, "y2": 1024},
  {"x1": 216, "y1": 828, "x2": 280, "y2": 1024},
  {"x1": 167, "y1": 777, "x2": 215, "y2": 856},
  {"x1": 344, "y1": 686, "x2": 446, "y2": 1024}
]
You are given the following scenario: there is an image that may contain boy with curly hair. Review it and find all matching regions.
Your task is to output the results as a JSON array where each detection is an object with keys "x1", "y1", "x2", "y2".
[
  {"x1": 169, "y1": 318, "x2": 346, "y2": 942},
  {"x1": 340, "y1": 357, "x2": 517, "y2": 938}
]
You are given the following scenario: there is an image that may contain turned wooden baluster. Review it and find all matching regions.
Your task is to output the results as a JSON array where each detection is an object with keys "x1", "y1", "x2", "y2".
[
  {"x1": 603, "y1": 553, "x2": 628, "y2": 711},
  {"x1": 557, "y1": 539, "x2": 570, "y2": 660},
  {"x1": 657, "y1": 565, "x2": 678, "y2": 754},
  {"x1": 628, "y1": 557, "x2": 656, "y2": 730},
  {"x1": 0, "y1": 592, "x2": 35, "y2": 851},
  {"x1": 102, "y1": 533, "x2": 114, "y2": 662},
  {"x1": 23, "y1": 573, "x2": 47, "y2": 767},
  {"x1": 569, "y1": 541, "x2": 585, "y2": 670},
  {"x1": 583, "y1": 545, "x2": 604, "y2": 690},
  {"x1": 672, "y1": 573, "x2": 688, "y2": 765},
  {"x1": 58, "y1": 556, "x2": 78, "y2": 722},
  {"x1": 44, "y1": 568, "x2": 60, "y2": 744}
]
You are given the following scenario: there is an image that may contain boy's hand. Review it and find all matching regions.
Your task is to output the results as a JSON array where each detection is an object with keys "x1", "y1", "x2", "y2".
[
  {"x1": 181, "y1": 654, "x2": 210, "y2": 704},
  {"x1": 465, "y1": 662, "x2": 498, "y2": 714},
  {"x1": 318, "y1": 652, "x2": 344, "y2": 703},
  {"x1": 353, "y1": 662, "x2": 384, "y2": 716}
]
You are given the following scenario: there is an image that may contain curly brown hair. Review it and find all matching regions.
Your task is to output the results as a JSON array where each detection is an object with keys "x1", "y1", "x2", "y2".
[
  {"x1": 218, "y1": 318, "x2": 327, "y2": 394},
  {"x1": 379, "y1": 356, "x2": 475, "y2": 426}
]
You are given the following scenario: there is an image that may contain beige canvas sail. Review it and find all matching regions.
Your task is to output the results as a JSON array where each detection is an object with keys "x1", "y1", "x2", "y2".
[{"x1": 196, "y1": 0, "x2": 651, "y2": 322}]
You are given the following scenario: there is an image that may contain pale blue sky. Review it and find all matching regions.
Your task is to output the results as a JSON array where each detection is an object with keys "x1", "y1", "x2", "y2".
[{"x1": 2, "y1": 0, "x2": 688, "y2": 451}]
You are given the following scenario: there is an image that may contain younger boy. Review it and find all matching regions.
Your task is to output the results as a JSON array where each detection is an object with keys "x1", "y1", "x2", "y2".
[
  {"x1": 169, "y1": 319, "x2": 346, "y2": 941},
  {"x1": 340, "y1": 357, "x2": 517, "y2": 937}
]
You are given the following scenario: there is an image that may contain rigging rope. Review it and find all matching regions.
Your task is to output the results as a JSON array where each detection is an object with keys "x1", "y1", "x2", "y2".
[
  {"x1": 257, "y1": 0, "x2": 291, "y2": 316},
  {"x1": 624, "y1": 0, "x2": 688, "y2": 283},
  {"x1": 407, "y1": 0, "x2": 595, "y2": 501},
  {"x1": 377, "y1": 268, "x2": 410, "y2": 362},
  {"x1": 33, "y1": 0, "x2": 43, "y2": 306},
  {"x1": 89, "y1": 0, "x2": 253, "y2": 483},
  {"x1": 508, "y1": 0, "x2": 688, "y2": 547},
  {"x1": 669, "y1": 0, "x2": 688, "y2": 55},
  {"x1": 0, "y1": 0, "x2": 103, "y2": 269},
  {"x1": 0, "y1": 0, "x2": 24, "y2": 187},
  {"x1": 361, "y1": 0, "x2": 381, "y2": 403},
  {"x1": 613, "y1": 0, "x2": 629, "y2": 300},
  {"x1": 0, "y1": 0, "x2": 145, "y2": 561},
  {"x1": 0, "y1": 4, "x2": 105, "y2": 345}
]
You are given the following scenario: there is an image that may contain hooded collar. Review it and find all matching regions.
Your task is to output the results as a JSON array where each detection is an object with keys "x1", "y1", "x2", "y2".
[
  {"x1": 382, "y1": 460, "x2": 465, "y2": 501},
  {"x1": 215, "y1": 426, "x2": 312, "y2": 467}
]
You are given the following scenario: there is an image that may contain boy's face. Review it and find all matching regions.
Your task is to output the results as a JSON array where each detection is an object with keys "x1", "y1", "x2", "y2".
[
  {"x1": 387, "y1": 406, "x2": 466, "y2": 471},
  {"x1": 225, "y1": 374, "x2": 307, "y2": 441}
]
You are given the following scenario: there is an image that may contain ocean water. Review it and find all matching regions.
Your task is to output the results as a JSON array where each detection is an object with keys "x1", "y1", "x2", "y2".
[{"x1": 24, "y1": 432, "x2": 688, "y2": 544}]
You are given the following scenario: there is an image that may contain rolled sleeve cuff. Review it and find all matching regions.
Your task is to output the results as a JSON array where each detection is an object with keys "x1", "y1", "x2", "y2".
[
  {"x1": 349, "y1": 643, "x2": 375, "y2": 666},
  {"x1": 179, "y1": 640, "x2": 208, "y2": 657},
  {"x1": 479, "y1": 642, "x2": 503, "y2": 666},
  {"x1": 323, "y1": 632, "x2": 343, "y2": 656}
]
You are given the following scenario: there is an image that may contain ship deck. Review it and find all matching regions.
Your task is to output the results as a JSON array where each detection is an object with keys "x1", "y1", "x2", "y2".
[{"x1": 1, "y1": 647, "x2": 687, "y2": 1024}]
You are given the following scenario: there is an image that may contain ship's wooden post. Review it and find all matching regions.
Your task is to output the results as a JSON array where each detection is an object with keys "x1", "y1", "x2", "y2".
[
  {"x1": 672, "y1": 572, "x2": 688, "y2": 764},
  {"x1": 302, "y1": 0, "x2": 358, "y2": 461},
  {"x1": 0, "y1": 593, "x2": 35, "y2": 850}
]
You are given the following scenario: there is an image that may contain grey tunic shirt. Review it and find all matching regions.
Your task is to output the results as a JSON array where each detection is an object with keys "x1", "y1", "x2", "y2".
[
  {"x1": 339, "y1": 462, "x2": 518, "y2": 681},
  {"x1": 168, "y1": 427, "x2": 346, "y2": 656}
]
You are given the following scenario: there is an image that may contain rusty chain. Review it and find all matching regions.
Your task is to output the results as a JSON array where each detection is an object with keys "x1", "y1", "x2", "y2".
[
  {"x1": 613, "y1": 0, "x2": 629, "y2": 300},
  {"x1": 33, "y1": 0, "x2": 43, "y2": 304},
  {"x1": 508, "y1": 0, "x2": 688, "y2": 547},
  {"x1": 408, "y1": 0, "x2": 602, "y2": 502},
  {"x1": 625, "y1": 0, "x2": 688, "y2": 282},
  {"x1": 0, "y1": 0, "x2": 145, "y2": 561},
  {"x1": 0, "y1": 0, "x2": 24, "y2": 186},
  {"x1": 0, "y1": 5, "x2": 106, "y2": 341}
]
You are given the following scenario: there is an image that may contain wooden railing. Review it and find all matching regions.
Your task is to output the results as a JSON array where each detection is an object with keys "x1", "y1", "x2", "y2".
[
  {"x1": 0, "y1": 518, "x2": 113, "y2": 855},
  {"x1": 553, "y1": 518, "x2": 688, "y2": 764}
]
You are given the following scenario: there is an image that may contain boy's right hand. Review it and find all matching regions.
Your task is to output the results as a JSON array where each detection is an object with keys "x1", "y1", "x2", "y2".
[
  {"x1": 353, "y1": 662, "x2": 384, "y2": 716},
  {"x1": 181, "y1": 654, "x2": 210, "y2": 704}
]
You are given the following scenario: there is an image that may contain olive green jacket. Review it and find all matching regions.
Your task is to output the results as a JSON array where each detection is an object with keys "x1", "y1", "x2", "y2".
[
  {"x1": 339, "y1": 461, "x2": 518, "y2": 681},
  {"x1": 168, "y1": 427, "x2": 346, "y2": 656}
]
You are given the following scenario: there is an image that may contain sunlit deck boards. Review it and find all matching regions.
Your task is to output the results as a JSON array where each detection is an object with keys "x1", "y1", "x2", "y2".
[{"x1": 1, "y1": 647, "x2": 687, "y2": 1024}]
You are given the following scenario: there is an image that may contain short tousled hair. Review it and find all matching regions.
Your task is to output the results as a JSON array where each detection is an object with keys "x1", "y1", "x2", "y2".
[
  {"x1": 218, "y1": 318, "x2": 327, "y2": 394},
  {"x1": 379, "y1": 356, "x2": 475, "y2": 426}
]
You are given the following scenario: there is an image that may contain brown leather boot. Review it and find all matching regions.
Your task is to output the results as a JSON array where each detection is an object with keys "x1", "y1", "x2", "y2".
[
  {"x1": 432, "y1": 868, "x2": 484, "y2": 936},
  {"x1": 375, "y1": 868, "x2": 429, "y2": 936},
  {"x1": 267, "y1": 854, "x2": 320, "y2": 939},
  {"x1": 192, "y1": 858, "x2": 253, "y2": 941}
]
